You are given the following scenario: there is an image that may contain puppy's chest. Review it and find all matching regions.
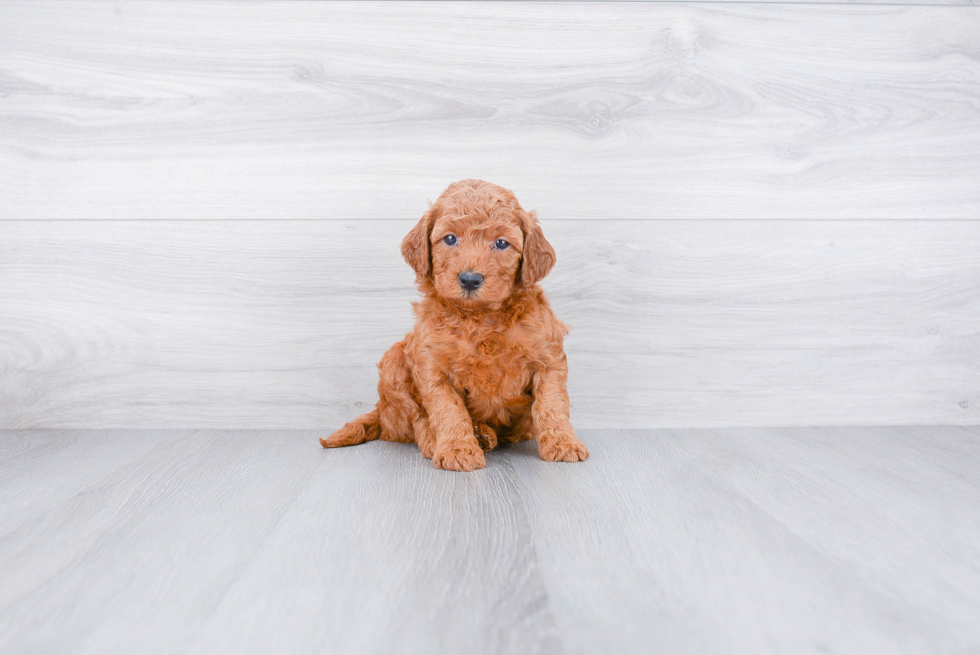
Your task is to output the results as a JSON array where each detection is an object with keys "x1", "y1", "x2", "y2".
[{"x1": 446, "y1": 327, "x2": 532, "y2": 401}]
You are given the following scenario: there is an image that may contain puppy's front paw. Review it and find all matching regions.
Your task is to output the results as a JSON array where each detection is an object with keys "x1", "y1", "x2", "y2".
[
  {"x1": 432, "y1": 439, "x2": 486, "y2": 472},
  {"x1": 537, "y1": 430, "x2": 589, "y2": 463}
]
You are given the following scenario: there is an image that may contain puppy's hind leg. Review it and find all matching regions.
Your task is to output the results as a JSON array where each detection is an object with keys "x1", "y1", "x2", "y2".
[
  {"x1": 375, "y1": 339, "x2": 420, "y2": 445},
  {"x1": 320, "y1": 408, "x2": 381, "y2": 448},
  {"x1": 413, "y1": 414, "x2": 437, "y2": 459},
  {"x1": 322, "y1": 338, "x2": 423, "y2": 451},
  {"x1": 473, "y1": 423, "x2": 498, "y2": 452}
]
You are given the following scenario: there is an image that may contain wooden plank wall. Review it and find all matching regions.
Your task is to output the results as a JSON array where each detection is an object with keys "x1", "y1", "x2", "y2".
[{"x1": 1, "y1": 1, "x2": 978, "y2": 428}]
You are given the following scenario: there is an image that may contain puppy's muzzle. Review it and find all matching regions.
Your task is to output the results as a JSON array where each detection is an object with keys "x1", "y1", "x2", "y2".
[{"x1": 458, "y1": 271, "x2": 484, "y2": 292}]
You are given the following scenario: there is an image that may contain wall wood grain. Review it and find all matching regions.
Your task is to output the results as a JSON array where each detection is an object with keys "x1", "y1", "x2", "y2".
[
  {"x1": 2, "y1": 219, "x2": 976, "y2": 429},
  {"x1": 1, "y1": 2, "x2": 978, "y2": 220},
  {"x1": 2, "y1": 2, "x2": 978, "y2": 429}
]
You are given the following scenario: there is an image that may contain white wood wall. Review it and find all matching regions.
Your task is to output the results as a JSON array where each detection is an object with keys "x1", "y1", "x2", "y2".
[{"x1": 1, "y1": 1, "x2": 978, "y2": 428}]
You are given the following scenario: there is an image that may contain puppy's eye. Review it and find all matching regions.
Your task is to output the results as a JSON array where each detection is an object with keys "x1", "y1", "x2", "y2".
[
  {"x1": 494, "y1": 239, "x2": 510, "y2": 250},
  {"x1": 442, "y1": 234, "x2": 457, "y2": 246}
]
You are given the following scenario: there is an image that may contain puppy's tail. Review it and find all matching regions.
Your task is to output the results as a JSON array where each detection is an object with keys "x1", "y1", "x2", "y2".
[{"x1": 320, "y1": 408, "x2": 382, "y2": 448}]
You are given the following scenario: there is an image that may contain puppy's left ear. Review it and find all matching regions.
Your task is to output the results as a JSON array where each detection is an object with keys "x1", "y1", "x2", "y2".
[
  {"x1": 401, "y1": 203, "x2": 439, "y2": 283},
  {"x1": 517, "y1": 209, "x2": 556, "y2": 287}
]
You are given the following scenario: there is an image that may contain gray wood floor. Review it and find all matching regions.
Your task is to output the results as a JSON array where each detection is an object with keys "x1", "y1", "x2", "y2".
[{"x1": 2, "y1": 427, "x2": 978, "y2": 654}]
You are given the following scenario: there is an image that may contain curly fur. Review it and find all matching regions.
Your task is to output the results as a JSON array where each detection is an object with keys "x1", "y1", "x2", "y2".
[{"x1": 321, "y1": 179, "x2": 588, "y2": 471}]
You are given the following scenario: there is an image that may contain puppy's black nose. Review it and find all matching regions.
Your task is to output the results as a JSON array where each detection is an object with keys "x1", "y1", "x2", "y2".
[{"x1": 458, "y1": 271, "x2": 484, "y2": 291}]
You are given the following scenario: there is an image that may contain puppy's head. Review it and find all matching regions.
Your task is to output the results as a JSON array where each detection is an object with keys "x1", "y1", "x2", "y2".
[{"x1": 401, "y1": 179, "x2": 556, "y2": 308}]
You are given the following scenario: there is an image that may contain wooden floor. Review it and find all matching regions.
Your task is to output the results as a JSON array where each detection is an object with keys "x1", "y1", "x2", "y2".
[{"x1": 2, "y1": 427, "x2": 978, "y2": 654}]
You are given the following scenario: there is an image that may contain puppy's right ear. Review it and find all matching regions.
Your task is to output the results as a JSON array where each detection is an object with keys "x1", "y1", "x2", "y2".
[
  {"x1": 401, "y1": 203, "x2": 438, "y2": 283},
  {"x1": 516, "y1": 209, "x2": 556, "y2": 287}
]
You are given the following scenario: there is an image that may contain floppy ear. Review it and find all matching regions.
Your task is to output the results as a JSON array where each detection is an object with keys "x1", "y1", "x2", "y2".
[
  {"x1": 517, "y1": 209, "x2": 556, "y2": 287},
  {"x1": 401, "y1": 204, "x2": 438, "y2": 282}
]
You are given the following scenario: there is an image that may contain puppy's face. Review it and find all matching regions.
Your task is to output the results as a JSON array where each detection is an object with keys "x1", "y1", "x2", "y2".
[
  {"x1": 429, "y1": 210, "x2": 524, "y2": 307},
  {"x1": 401, "y1": 180, "x2": 556, "y2": 309}
]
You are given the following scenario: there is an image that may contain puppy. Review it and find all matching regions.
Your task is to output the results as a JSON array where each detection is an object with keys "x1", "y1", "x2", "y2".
[{"x1": 321, "y1": 179, "x2": 588, "y2": 471}]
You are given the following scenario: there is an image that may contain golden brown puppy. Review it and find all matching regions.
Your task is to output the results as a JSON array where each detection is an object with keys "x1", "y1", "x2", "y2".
[{"x1": 321, "y1": 179, "x2": 588, "y2": 471}]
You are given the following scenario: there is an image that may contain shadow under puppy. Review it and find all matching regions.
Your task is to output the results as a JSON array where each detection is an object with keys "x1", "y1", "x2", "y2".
[{"x1": 322, "y1": 179, "x2": 588, "y2": 471}]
